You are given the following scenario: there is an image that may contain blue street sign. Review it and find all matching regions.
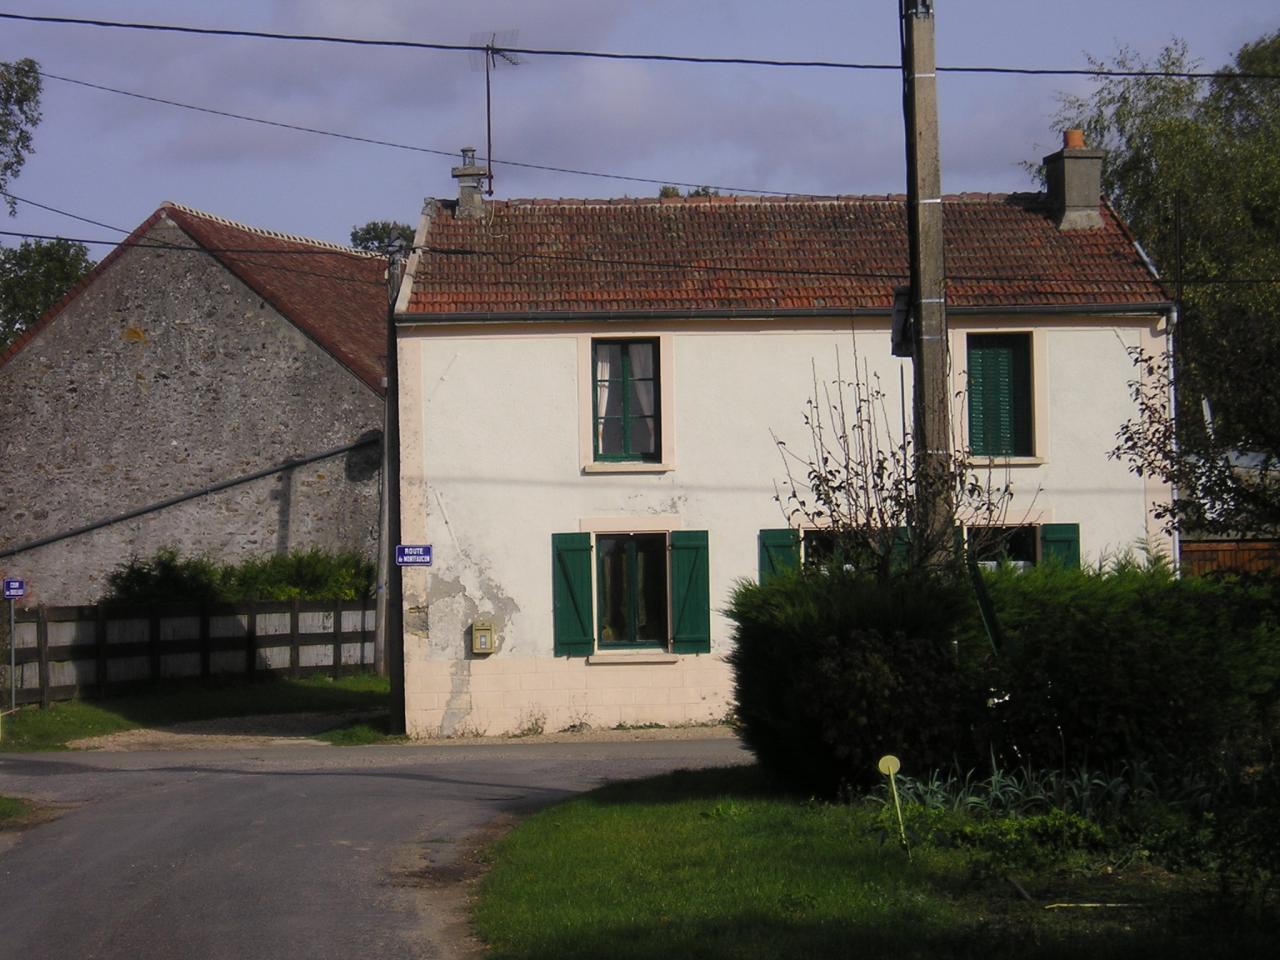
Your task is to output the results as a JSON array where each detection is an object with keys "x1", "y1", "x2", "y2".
[
  {"x1": 3, "y1": 578, "x2": 25, "y2": 599},
  {"x1": 395, "y1": 545, "x2": 433, "y2": 566}
]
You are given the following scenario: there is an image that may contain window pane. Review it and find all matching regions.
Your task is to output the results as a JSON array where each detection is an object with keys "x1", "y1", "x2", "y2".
[
  {"x1": 629, "y1": 380, "x2": 656, "y2": 417},
  {"x1": 628, "y1": 342, "x2": 655, "y2": 379},
  {"x1": 633, "y1": 534, "x2": 668, "y2": 643},
  {"x1": 971, "y1": 525, "x2": 1037, "y2": 565},
  {"x1": 629, "y1": 417, "x2": 657, "y2": 455},
  {"x1": 596, "y1": 535, "x2": 629, "y2": 643},
  {"x1": 596, "y1": 417, "x2": 625, "y2": 456},
  {"x1": 595, "y1": 343, "x2": 622, "y2": 382},
  {"x1": 597, "y1": 382, "x2": 623, "y2": 419}
]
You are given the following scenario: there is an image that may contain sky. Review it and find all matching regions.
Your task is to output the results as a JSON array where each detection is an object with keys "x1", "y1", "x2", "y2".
[{"x1": 1, "y1": 1, "x2": 1277, "y2": 254}]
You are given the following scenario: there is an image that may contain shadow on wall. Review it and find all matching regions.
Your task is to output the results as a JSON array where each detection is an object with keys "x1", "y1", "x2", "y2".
[
  {"x1": 271, "y1": 462, "x2": 297, "y2": 555},
  {"x1": 345, "y1": 430, "x2": 382, "y2": 482}
]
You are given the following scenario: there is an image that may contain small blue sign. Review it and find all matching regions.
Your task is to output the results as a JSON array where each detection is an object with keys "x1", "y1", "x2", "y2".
[
  {"x1": 3, "y1": 578, "x2": 25, "y2": 600},
  {"x1": 395, "y1": 545, "x2": 433, "y2": 567}
]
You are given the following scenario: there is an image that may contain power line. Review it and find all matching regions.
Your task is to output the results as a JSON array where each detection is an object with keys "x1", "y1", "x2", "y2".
[
  {"x1": 37, "y1": 70, "x2": 798, "y2": 197},
  {"x1": 6, "y1": 12, "x2": 1280, "y2": 80},
  {"x1": 1, "y1": 191, "x2": 130, "y2": 234}
]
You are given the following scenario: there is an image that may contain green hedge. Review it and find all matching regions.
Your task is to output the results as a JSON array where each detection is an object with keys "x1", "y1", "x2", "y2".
[
  {"x1": 727, "y1": 569, "x2": 988, "y2": 795},
  {"x1": 727, "y1": 562, "x2": 1280, "y2": 796},
  {"x1": 981, "y1": 563, "x2": 1280, "y2": 782},
  {"x1": 102, "y1": 548, "x2": 375, "y2": 604}
]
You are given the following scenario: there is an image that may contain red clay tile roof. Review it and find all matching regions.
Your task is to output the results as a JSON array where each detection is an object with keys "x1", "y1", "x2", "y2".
[
  {"x1": 403, "y1": 194, "x2": 1167, "y2": 316},
  {"x1": 2, "y1": 203, "x2": 387, "y2": 394}
]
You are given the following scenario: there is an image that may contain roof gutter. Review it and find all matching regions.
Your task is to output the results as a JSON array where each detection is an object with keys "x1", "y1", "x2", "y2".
[{"x1": 395, "y1": 301, "x2": 1173, "y2": 325}]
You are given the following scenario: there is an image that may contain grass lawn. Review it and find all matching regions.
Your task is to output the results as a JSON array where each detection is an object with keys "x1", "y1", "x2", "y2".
[
  {"x1": 474, "y1": 765, "x2": 1272, "y2": 960},
  {"x1": 0, "y1": 674, "x2": 389, "y2": 751},
  {"x1": 0, "y1": 795, "x2": 33, "y2": 826},
  {"x1": 314, "y1": 714, "x2": 406, "y2": 746}
]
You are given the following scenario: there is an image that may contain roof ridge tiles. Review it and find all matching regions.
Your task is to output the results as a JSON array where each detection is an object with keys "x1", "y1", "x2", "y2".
[
  {"x1": 462, "y1": 193, "x2": 1049, "y2": 209},
  {"x1": 160, "y1": 201, "x2": 379, "y2": 258}
]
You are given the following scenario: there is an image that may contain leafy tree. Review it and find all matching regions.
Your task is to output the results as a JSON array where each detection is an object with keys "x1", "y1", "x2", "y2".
[
  {"x1": 0, "y1": 238, "x2": 93, "y2": 350},
  {"x1": 1, "y1": 58, "x2": 41, "y2": 215},
  {"x1": 658, "y1": 185, "x2": 720, "y2": 198},
  {"x1": 1053, "y1": 34, "x2": 1280, "y2": 535},
  {"x1": 349, "y1": 220, "x2": 413, "y2": 254}
]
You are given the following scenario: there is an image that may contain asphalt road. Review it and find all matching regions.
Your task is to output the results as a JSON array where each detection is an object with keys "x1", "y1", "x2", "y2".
[{"x1": 0, "y1": 736, "x2": 749, "y2": 960}]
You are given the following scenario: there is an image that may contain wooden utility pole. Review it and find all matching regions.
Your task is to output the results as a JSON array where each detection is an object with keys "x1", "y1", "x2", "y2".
[
  {"x1": 385, "y1": 244, "x2": 406, "y2": 734},
  {"x1": 901, "y1": 0, "x2": 952, "y2": 562}
]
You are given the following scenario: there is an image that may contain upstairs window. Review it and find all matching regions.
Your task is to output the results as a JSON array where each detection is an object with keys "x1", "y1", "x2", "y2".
[
  {"x1": 593, "y1": 339, "x2": 660, "y2": 461},
  {"x1": 968, "y1": 333, "x2": 1033, "y2": 457}
]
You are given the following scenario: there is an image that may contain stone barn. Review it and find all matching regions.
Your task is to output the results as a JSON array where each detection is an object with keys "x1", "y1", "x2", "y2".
[{"x1": 0, "y1": 202, "x2": 387, "y2": 605}]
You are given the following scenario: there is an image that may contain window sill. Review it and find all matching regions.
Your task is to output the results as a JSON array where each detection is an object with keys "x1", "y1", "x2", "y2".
[
  {"x1": 582, "y1": 462, "x2": 674, "y2": 475},
  {"x1": 970, "y1": 456, "x2": 1045, "y2": 468},
  {"x1": 587, "y1": 651, "x2": 679, "y2": 665}
]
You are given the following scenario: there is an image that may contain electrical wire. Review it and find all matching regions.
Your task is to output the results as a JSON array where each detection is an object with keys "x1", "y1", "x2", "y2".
[
  {"x1": 1, "y1": 191, "x2": 130, "y2": 234},
  {"x1": 5, "y1": 12, "x2": 1280, "y2": 80},
  {"x1": 36, "y1": 70, "x2": 800, "y2": 197}
]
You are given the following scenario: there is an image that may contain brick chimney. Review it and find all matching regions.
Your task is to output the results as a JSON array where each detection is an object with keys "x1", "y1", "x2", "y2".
[
  {"x1": 451, "y1": 147, "x2": 488, "y2": 219},
  {"x1": 1043, "y1": 129, "x2": 1104, "y2": 230}
]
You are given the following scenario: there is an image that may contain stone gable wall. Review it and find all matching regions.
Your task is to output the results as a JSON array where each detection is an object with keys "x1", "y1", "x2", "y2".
[{"x1": 0, "y1": 217, "x2": 383, "y2": 604}]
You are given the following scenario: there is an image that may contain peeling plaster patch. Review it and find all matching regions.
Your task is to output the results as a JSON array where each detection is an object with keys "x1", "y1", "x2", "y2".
[
  {"x1": 406, "y1": 606, "x2": 430, "y2": 636},
  {"x1": 440, "y1": 657, "x2": 474, "y2": 736},
  {"x1": 428, "y1": 577, "x2": 466, "y2": 602},
  {"x1": 425, "y1": 575, "x2": 520, "y2": 659},
  {"x1": 653, "y1": 496, "x2": 687, "y2": 515}
]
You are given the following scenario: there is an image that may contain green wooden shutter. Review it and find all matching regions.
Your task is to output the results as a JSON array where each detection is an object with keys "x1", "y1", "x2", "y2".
[
  {"x1": 968, "y1": 335, "x2": 1032, "y2": 457},
  {"x1": 758, "y1": 528, "x2": 800, "y2": 583},
  {"x1": 670, "y1": 530, "x2": 711, "y2": 654},
  {"x1": 1040, "y1": 523, "x2": 1081, "y2": 569},
  {"x1": 891, "y1": 525, "x2": 910, "y2": 568},
  {"x1": 968, "y1": 342, "x2": 990, "y2": 454},
  {"x1": 552, "y1": 533, "x2": 593, "y2": 656}
]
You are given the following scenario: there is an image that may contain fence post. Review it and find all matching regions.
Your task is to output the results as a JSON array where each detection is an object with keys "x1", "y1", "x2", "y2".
[
  {"x1": 36, "y1": 604, "x2": 50, "y2": 709},
  {"x1": 332, "y1": 601, "x2": 343, "y2": 680},
  {"x1": 199, "y1": 603, "x2": 211, "y2": 681},
  {"x1": 245, "y1": 602, "x2": 257, "y2": 678},
  {"x1": 95, "y1": 603, "x2": 108, "y2": 696},
  {"x1": 289, "y1": 599, "x2": 300, "y2": 679}
]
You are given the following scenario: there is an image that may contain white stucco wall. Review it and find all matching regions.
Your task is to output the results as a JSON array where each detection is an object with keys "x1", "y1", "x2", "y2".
[{"x1": 398, "y1": 314, "x2": 1169, "y2": 737}]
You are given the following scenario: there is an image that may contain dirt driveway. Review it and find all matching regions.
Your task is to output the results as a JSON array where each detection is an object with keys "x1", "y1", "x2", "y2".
[{"x1": 68, "y1": 712, "x2": 738, "y2": 751}]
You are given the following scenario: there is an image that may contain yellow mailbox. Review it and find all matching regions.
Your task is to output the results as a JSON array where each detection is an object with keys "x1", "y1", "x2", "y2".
[{"x1": 471, "y1": 618, "x2": 496, "y2": 655}]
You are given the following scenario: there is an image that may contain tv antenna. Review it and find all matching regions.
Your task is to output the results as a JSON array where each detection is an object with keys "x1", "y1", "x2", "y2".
[{"x1": 470, "y1": 31, "x2": 523, "y2": 196}]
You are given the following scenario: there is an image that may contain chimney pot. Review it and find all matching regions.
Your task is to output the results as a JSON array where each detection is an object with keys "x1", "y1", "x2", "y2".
[
  {"x1": 450, "y1": 146, "x2": 489, "y2": 219},
  {"x1": 1043, "y1": 129, "x2": 1104, "y2": 230}
]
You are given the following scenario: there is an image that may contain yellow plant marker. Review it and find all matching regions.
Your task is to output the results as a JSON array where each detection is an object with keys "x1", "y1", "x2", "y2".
[{"x1": 878, "y1": 754, "x2": 910, "y2": 860}]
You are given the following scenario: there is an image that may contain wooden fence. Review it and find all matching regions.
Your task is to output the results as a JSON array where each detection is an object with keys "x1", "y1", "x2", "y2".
[
  {"x1": 1, "y1": 599, "x2": 375, "y2": 707},
  {"x1": 1180, "y1": 540, "x2": 1280, "y2": 577}
]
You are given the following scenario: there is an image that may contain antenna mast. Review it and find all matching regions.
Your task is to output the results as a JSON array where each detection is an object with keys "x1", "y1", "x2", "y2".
[{"x1": 473, "y1": 31, "x2": 522, "y2": 196}]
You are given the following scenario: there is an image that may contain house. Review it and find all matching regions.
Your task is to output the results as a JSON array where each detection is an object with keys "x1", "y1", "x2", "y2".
[
  {"x1": 392, "y1": 135, "x2": 1172, "y2": 737},
  {"x1": 0, "y1": 203, "x2": 388, "y2": 605}
]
